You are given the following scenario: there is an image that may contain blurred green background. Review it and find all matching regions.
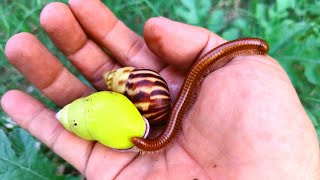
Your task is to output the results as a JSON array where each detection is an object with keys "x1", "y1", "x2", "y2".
[{"x1": 1, "y1": 0, "x2": 319, "y2": 179}]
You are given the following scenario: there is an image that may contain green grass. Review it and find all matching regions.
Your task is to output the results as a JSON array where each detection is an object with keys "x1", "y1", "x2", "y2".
[{"x1": 1, "y1": 0, "x2": 320, "y2": 178}]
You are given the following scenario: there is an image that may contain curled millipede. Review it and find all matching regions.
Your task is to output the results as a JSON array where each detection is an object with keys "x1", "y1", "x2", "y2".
[{"x1": 131, "y1": 38, "x2": 269, "y2": 151}]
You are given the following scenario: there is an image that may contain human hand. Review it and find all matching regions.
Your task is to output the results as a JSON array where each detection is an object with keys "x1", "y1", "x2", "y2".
[{"x1": 2, "y1": 0, "x2": 319, "y2": 179}]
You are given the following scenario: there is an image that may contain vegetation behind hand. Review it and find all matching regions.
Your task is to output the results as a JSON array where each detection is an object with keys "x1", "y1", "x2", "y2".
[{"x1": 0, "y1": 0, "x2": 319, "y2": 179}]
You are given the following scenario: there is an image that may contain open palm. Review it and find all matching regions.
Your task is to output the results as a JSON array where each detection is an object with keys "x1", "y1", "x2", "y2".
[{"x1": 2, "y1": 1, "x2": 319, "y2": 179}]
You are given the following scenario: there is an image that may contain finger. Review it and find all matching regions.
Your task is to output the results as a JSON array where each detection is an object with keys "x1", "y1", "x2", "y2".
[
  {"x1": 68, "y1": 0, "x2": 165, "y2": 70},
  {"x1": 40, "y1": 2, "x2": 119, "y2": 90},
  {"x1": 0, "y1": 90, "x2": 92, "y2": 173},
  {"x1": 142, "y1": 17, "x2": 226, "y2": 100},
  {"x1": 5, "y1": 33, "x2": 94, "y2": 107},
  {"x1": 144, "y1": 17, "x2": 226, "y2": 69},
  {"x1": 1, "y1": 90, "x2": 137, "y2": 176}
]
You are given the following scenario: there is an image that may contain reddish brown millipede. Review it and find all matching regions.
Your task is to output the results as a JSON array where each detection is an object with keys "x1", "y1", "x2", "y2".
[{"x1": 131, "y1": 38, "x2": 269, "y2": 151}]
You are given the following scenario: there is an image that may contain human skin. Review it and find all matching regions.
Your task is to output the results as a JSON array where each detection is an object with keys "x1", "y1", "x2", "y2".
[{"x1": 1, "y1": 0, "x2": 320, "y2": 179}]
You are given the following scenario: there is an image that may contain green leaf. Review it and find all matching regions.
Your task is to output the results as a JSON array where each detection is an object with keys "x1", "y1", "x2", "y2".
[
  {"x1": 0, "y1": 129, "x2": 61, "y2": 179},
  {"x1": 222, "y1": 28, "x2": 240, "y2": 40},
  {"x1": 175, "y1": 0, "x2": 212, "y2": 24},
  {"x1": 304, "y1": 63, "x2": 320, "y2": 85},
  {"x1": 207, "y1": 9, "x2": 224, "y2": 32},
  {"x1": 255, "y1": 3, "x2": 267, "y2": 21},
  {"x1": 276, "y1": 0, "x2": 296, "y2": 12}
]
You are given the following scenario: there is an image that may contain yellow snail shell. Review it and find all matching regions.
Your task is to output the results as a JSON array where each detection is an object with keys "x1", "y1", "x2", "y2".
[
  {"x1": 56, "y1": 91, "x2": 150, "y2": 150},
  {"x1": 103, "y1": 67, "x2": 171, "y2": 125}
]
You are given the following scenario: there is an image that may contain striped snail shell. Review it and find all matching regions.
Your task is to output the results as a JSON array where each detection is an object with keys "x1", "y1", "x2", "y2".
[{"x1": 103, "y1": 67, "x2": 171, "y2": 125}]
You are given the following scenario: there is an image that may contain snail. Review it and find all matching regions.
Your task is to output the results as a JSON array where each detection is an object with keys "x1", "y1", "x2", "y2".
[
  {"x1": 55, "y1": 67, "x2": 171, "y2": 150},
  {"x1": 56, "y1": 38, "x2": 269, "y2": 152},
  {"x1": 103, "y1": 67, "x2": 171, "y2": 125},
  {"x1": 56, "y1": 91, "x2": 149, "y2": 150}
]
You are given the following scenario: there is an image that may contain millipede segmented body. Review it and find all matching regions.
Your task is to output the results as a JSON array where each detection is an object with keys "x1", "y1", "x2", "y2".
[{"x1": 131, "y1": 38, "x2": 269, "y2": 151}]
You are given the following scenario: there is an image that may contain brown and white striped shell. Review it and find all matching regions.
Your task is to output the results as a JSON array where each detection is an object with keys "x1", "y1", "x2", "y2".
[{"x1": 103, "y1": 67, "x2": 171, "y2": 125}]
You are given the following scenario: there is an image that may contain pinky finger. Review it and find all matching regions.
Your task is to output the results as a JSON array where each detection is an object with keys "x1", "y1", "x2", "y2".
[{"x1": 1, "y1": 90, "x2": 94, "y2": 174}]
